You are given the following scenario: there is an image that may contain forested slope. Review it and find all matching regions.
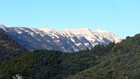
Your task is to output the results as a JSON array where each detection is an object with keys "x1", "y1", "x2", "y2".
[
  {"x1": 0, "y1": 32, "x2": 28, "y2": 63},
  {"x1": 67, "y1": 34, "x2": 140, "y2": 79}
]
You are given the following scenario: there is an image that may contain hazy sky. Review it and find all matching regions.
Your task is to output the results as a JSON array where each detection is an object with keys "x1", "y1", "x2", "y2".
[{"x1": 0, "y1": 0, "x2": 140, "y2": 38}]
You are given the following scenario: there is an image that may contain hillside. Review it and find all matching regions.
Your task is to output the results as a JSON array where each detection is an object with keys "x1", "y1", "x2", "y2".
[
  {"x1": 0, "y1": 32, "x2": 28, "y2": 63},
  {"x1": 0, "y1": 30, "x2": 139, "y2": 79},
  {"x1": 0, "y1": 44, "x2": 114, "y2": 79},
  {"x1": 67, "y1": 34, "x2": 140, "y2": 79}
]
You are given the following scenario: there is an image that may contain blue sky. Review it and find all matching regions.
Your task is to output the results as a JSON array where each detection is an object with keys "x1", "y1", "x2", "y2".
[{"x1": 0, "y1": 0, "x2": 140, "y2": 38}]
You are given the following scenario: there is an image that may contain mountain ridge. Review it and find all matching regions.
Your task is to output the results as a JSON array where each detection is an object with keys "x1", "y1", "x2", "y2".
[
  {"x1": 67, "y1": 33, "x2": 140, "y2": 79},
  {"x1": 0, "y1": 24, "x2": 121, "y2": 52},
  {"x1": 0, "y1": 33, "x2": 139, "y2": 79}
]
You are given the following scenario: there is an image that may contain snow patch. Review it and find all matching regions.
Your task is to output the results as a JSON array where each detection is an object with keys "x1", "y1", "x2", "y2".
[{"x1": 0, "y1": 25, "x2": 7, "y2": 32}]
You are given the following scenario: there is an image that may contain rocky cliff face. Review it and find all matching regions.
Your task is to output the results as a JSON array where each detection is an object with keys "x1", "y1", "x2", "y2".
[
  {"x1": 12, "y1": 74, "x2": 23, "y2": 79},
  {"x1": 0, "y1": 25, "x2": 121, "y2": 52}
]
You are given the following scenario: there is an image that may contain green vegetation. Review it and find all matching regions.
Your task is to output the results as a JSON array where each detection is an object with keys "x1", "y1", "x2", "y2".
[
  {"x1": 0, "y1": 32, "x2": 28, "y2": 63},
  {"x1": 67, "y1": 34, "x2": 140, "y2": 79},
  {"x1": 1, "y1": 32, "x2": 140, "y2": 79},
  {"x1": 0, "y1": 45, "x2": 112, "y2": 79}
]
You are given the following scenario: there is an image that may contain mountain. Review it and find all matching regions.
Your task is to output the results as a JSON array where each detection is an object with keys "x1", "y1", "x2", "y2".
[
  {"x1": 0, "y1": 32, "x2": 139, "y2": 79},
  {"x1": 0, "y1": 32, "x2": 28, "y2": 63},
  {"x1": 0, "y1": 24, "x2": 121, "y2": 52},
  {"x1": 67, "y1": 34, "x2": 140, "y2": 79}
]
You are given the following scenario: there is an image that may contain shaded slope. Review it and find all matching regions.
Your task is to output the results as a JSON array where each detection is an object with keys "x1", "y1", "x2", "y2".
[
  {"x1": 0, "y1": 32, "x2": 139, "y2": 79},
  {"x1": 0, "y1": 32, "x2": 28, "y2": 63},
  {"x1": 0, "y1": 44, "x2": 113, "y2": 79}
]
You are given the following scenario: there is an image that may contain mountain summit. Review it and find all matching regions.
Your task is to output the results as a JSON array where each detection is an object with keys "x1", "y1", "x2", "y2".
[{"x1": 0, "y1": 25, "x2": 121, "y2": 52}]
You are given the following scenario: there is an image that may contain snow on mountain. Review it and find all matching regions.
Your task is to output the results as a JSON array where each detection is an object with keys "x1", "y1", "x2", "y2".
[
  {"x1": 59, "y1": 28, "x2": 93, "y2": 36},
  {"x1": 38, "y1": 28, "x2": 55, "y2": 33},
  {"x1": 59, "y1": 28, "x2": 121, "y2": 48},
  {"x1": 0, "y1": 25, "x2": 121, "y2": 52},
  {"x1": 93, "y1": 30, "x2": 121, "y2": 43},
  {"x1": 0, "y1": 25, "x2": 7, "y2": 32}
]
